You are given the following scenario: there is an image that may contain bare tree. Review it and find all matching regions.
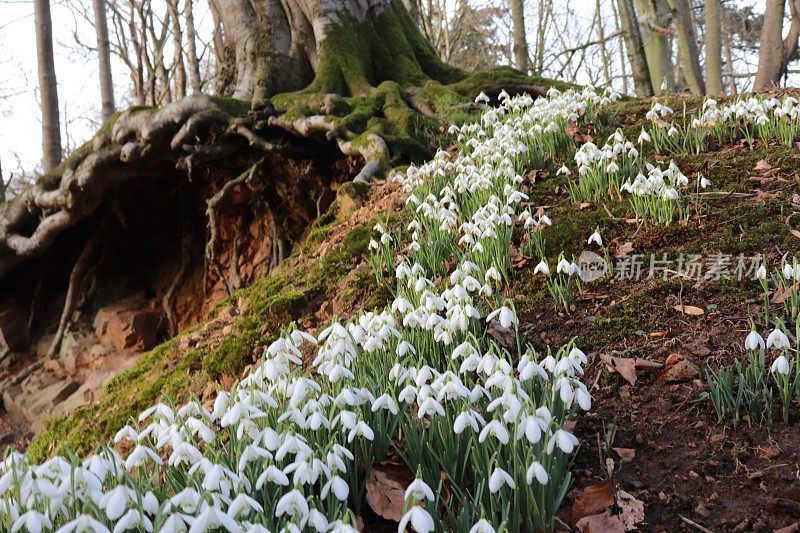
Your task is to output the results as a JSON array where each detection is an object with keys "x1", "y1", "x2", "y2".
[
  {"x1": 34, "y1": 0, "x2": 62, "y2": 171},
  {"x1": 754, "y1": 0, "x2": 800, "y2": 90},
  {"x1": 616, "y1": 0, "x2": 653, "y2": 95},
  {"x1": 668, "y1": 0, "x2": 704, "y2": 94},
  {"x1": 510, "y1": 0, "x2": 529, "y2": 72},
  {"x1": 704, "y1": 0, "x2": 723, "y2": 95},
  {"x1": 93, "y1": 0, "x2": 116, "y2": 119},
  {"x1": 184, "y1": 0, "x2": 203, "y2": 93},
  {"x1": 633, "y1": 0, "x2": 674, "y2": 93}
]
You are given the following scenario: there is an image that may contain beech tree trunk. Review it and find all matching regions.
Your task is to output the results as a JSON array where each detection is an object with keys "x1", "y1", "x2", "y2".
[
  {"x1": 668, "y1": 0, "x2": 704, "y2": 95},
  {"x1": 754, "y1": 0, "x2": 800, "y2": 90},
  {"x1": 185, "y1": 0, "x2": 203, "y2": 93},
  {"x1": 617, "y1": 0, "x2": 653, "y2": 96},
  {"x1": 94, "y1": 0, "x2": 116, "y2": 119},
  {"x1": 704, "y1": 0, "x2": 723, "y2": 95},
  {"x1": 510, "y1": 0, "x2": 529, "y2": 73},
  {"x1": 34, "y1": 0, "x2": 62, "y2": 171},
  {"x1": 210, "y1": 0, "x2": 461, "y2": 100},
  {"x1": 633, "y1": 0, "x2": 674, "y2": 94}
]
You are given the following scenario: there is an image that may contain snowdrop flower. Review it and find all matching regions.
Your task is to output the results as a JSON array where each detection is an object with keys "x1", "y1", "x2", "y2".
[
  {"x1": 771, "y1": 355, "x2": 791, "y2": 375},
  {"x1": 486, "y1": 306, "x2": 517, "y2": 329},
  {"x1": 637, "y1": 129, "x2": 651, "y2": 144},
  {"x1": 534, "y1": 260, "x2": 550, "y2": 275},
  {"x1": 191, "y1": 505, "x2": 238, "y2": 533},
  {"x1": 398, "y1": 506, "x2": 435, "y2": 533},
  {"x1": 115, "y1": 509, "x2": 153, "y2": 533},
  {"x1": 405, "y1": 478, "x2": 435, "y2": 503},
  {"x1": 276, "y1": 489, "x2": 310, "y2": 520},
  {"x1": 556, "y1": 257, "x2": 571, "y2": 274},
  {"x1": 11, "y1": 510, "x2": 52, "y2": 533},
  {"x1": 52, "y1": 515, "x2": 110, "y2": 533},
  {"x1": 587, "y1": 229, "x2": 603, "y2": 247},
  {"x1": 321, "y1": 475, "x2": 350, "y2": 501},
  {"x1": 489, "y1": 466, "x2": 516, "y2": 493},
  {"x1": 744, "y1": 330, "x2": 765, "y2": 351},
  {"x1": 547, "y1": 429, "x2": 579, "y2": 454},
  {"x1": 766, "y1": 328, "x2": 790, "y2": 350},
  {"x1": 469, "y1": 519, "x2": 496, "y2": 533},
  {"x1": 526, "y1": 461, "x2": 549, "y2": 485},
  {"x1": 556, "y1": 165, "x2": 571, "y2": 176},
  {"x1": 755, "y1": 264, "x2": 767, "y2": 280},
  {"x1": 479, "y1": 419, "x2": 509, "y2": 445},
  {"x1": 784, "y1": 263, "x2": 796, "y2": 280}
]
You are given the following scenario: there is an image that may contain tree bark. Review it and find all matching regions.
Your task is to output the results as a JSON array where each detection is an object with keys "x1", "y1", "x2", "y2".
[
  {"x1": 617, "y1": 0, "x2": 653, "y2": 96},
  {"x1": 185, "y1": 0, "x2": 203, "y2": 93},
  {"x1": 213, "y1": 0, "x2": 462, "y2": 100},
  {"x1": 167, "y1": 0, "x2": 187, "y2": 99},
  {"x1": 94, "y1": 0, "x2": 116, "y2": 119},
  {"x1": 704, "y1": 0, "x2": 723, "y2": 95},
  {"x1": 754, "y1": 0, "x2": 788, "y2": 90},
  {"x1": 510, "y1": 0, "x2": 529, "y2": 73},
  {"x1": 34, "y1": 0, "x2": 62, "y2": 171},
  {"x1": 633, "y1": 0, "x2": 674, "y2": 94},
  {"x1": 668, "y1": 0, "x2": 704, "y2": 94}
]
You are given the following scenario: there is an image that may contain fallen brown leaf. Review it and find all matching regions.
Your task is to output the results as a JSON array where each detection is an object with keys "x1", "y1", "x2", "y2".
[
  {"x1": 613, "y1": 447, "x2": 636, "y2": 462},
  {"x1": 772, "y1": 283, "x2": 799, "y2": 304},
  {"x1": 790, "y1": 229, "x2": 800, "y2": 241},
  {"x1": 617, "y1": 490, "x2": 645, "y2": 531},
  {"x1": 576, "y1": 513, "x2": 626, "y2": 533},
  {"x1": 365, "y1": 463, "x2": 414, "y2": 522},
  {"x1": 774, "y1": 522, "x2": 800, "y2": 533},
  {"x1": 755, "y1": 159, "x2": 773, "y2": 172},
  {"x1": 487, "y1": 323, "x2": 517, "y2": 351},
  {"x1": 578, "y1": 202, "x2": 593, "y2": 210},
  {"x1": 571, "y1": 483, "x2": 616, "y2": 524},
  {"x1": 600, "y1": 355, "x2": 638, "y2": 386},
  {"x1": 615, "y1": 241, "x2": 634, "y2": 257},
  {"x1": 648, "y1": 331, "x2": 667, "y2": 338},
  {"x1": 674, "y1": 304, "x2": 704, "y2": 316},
  {"x1": 754, "y1": 189, "x2": 779, "y2": 204}
]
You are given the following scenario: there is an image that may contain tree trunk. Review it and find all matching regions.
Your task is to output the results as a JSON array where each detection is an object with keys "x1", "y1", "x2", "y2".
[
  {"x1": 754, "y1": 0, "x2": 787, "y2": 90},
  {"x1": 633, "y1": 0, "x2": 674, "y2": 94},
  {"x1": 704, "y1": 0, "x2": 723, "y2": 95},
  {"x1": 510, "y1": 0, "x2": 529, "y2": 73},
  {"x1": 596, "y1": 0, "x2": 612, "y2": 86},
  {"x1": 34, "y1": 0, "x2": 62, "y2": 171},
  {"x1": 94, "y1": 0, "x2": 116, "y2": 119},
  {"x1": 212, "y1": 0, "x2": 462, "y2": 100},
  {"x1": 668, "y1": 0, "x2": 704, "y2": 95},
  {"x1": 617, "y1": 0, "x2": 653, "y2": 96},
  {"x1": 167, "y1": 0, "x2": 187, "y2": 99},
  {"x1": 185, "y1": 0, "x2": 203, "y2": 93}
]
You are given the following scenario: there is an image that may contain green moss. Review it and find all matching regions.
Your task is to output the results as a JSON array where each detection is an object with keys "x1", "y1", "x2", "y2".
[
  {"x1": 208, "y1": 96, "x2": 250, "y2": 117},
  {"x1": 314, "y1": 223, "x2": 372, "y2": 293}
]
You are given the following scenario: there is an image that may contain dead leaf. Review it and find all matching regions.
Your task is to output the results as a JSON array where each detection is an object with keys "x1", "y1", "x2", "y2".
[
  {"x1": 601, "y1": 355, "x2": 638, "y2": 386},
  {"x1": 791, "y1": 229, "x2": 800, "y2": 241},
  {"x1": 567, "y1": 122, "x2": 594, "y2": 143},
  {"x1": 616, "y1": 490, "x2": 645, "y2": 531},
  {"x1": 487, "y1": 323, "x2": 516, "y2": 351},
  {"x1": 508, "y1": 244, "x2": 529, "y2": 269},
  {"x1": 365, "y1": 463, "x2": 414, "y2": 522},
  {"x1": 772, "y1": 283, "x2": 799, "y2": 304},
  {"x1": 748, "y1": 175, "x2": 774, "y2": 186},
  {"x1": 666, "y1": 353, "x2": 683, "y2": 365},
  {"x1": 791, "y1": 193, "x2": 800, "y2": 207},
  {"x1": 774, "y1": 523, "x2": 800, "y2": 533},
  {"x1": 612, "y1": 447, "x2": 636, "y2": 462},
  {"x1": 578, "y1": 202, "x2": 593, "y2": 210},
  {"x1": 754, "y1": 189, "x2": 779, "y2": 204},
  {"x1": 674, "y1": 304, "x2": 704, "y2": 316},
  {"x1": 662, "y1": 359, "x2": 700, "y2": 383},
  {"x1": 755, "y1": 159, "x2": 773, "y2": 172},
  {"x1": 571, "y1": 483, "x2": 616, "y2": 524},
  {"x1": 575, "y1": 513, "x2": 626, "y2": 533},
  {"x1": 648, "y1": 331, "x2": 667, "y2": 338},
  {"x1": 615, "y1": 241, "x2": 634, "y2": 257}
]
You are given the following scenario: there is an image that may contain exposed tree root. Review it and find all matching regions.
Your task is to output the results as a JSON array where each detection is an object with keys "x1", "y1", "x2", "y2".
[
  {"x1": 46, "y1": 215, "x2": 107, "y2": 359},
  {"x1": 163, "y1": 209, "x2": 194, "y2": 336},
  {"x1": 204, "y1": 160, "x2": 263, "y2": 296}
]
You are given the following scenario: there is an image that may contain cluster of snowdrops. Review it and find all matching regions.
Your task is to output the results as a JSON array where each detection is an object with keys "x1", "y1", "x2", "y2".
[{"x1": 0, "y1": 87, "x2": 624, "y2": 532}]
